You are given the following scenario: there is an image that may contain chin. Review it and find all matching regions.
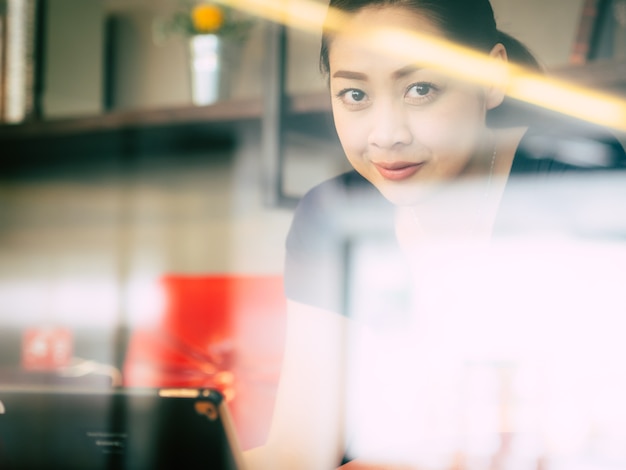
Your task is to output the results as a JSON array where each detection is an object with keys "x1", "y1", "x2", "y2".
[{"x1": 375, "y1": 180, "x2": 439, "y2": 207}]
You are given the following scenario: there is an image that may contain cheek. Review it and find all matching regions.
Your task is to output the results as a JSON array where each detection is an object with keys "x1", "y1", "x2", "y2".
[
  {"x1": 411, "y1": 97, "x2": 486, "y2": 162},
  {"x1": 333, "y1": 110, "x2": 367, "y2": 161}
]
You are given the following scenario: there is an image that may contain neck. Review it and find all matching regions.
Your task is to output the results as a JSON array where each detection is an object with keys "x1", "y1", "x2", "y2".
[
  {"x1": 397, "y1": 130, "x2": 504, "y2": 244},
  {"x1": 395, "y1": 127, "x2": 527, "y2": 250}
]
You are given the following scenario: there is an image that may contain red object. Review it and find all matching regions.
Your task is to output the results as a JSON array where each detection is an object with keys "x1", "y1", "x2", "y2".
[
  {"x1": 124, "y1": 275, "x2": 287, "y2": 450},
  {"x1": 22, "y1": 327, "x2": 73, "y2": 371},
  {"x1": 161, "y1": 275, "x2": 236, "y2": 358}
]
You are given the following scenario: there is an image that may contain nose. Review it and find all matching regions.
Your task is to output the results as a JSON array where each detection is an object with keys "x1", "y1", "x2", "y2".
[{"x1": 367, "y1": 100, "x2": 413, "y2": 149}]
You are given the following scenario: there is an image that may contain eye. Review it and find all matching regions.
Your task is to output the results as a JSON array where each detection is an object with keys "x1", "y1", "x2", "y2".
[
  {"x1": 346, "y1": 89, "x2": 366, "y2": 102},
  {"x1": 335, "y1": 88, "x2": 369, "y2": 109},
  {"x1": 405, "y1": 82, "x2": 439, "y2": 103},
  {"x1": 411, "y1": 84, "x2": 432, "y2": 96}
]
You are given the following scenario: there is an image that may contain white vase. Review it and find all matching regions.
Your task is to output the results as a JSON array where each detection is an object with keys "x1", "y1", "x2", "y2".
[{"x1": 189, "y1": 34, "x2": 222, "y2": 106}]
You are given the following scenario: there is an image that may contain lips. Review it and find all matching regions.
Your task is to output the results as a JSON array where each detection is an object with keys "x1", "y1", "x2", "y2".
[{"x1": 373, "y1": 161, "x2": 425, "y2": 181}]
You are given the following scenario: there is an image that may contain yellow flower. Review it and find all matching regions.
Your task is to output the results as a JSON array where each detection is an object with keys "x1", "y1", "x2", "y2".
[{"x1": 192, "y1": 4, "x2": 224, "y2": 33}]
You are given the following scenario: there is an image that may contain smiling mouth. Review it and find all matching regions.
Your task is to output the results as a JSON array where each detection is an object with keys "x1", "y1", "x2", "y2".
[{"x1": 373, "y1": 162, "x2": 425, "y2": 181}]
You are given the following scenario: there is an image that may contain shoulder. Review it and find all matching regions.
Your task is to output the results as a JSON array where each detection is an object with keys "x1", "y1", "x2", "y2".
[
  {"x1": 287, "y1": 170, "x2": 393, "y2": 251},
  {"x1": 293, "y1": 170, "x2": 383, "y2": 214},
  {"x1": 284, "y1": 171, "x2": 395, "y2": 313},
  {"x1": 511, "y1": 116, "x2": 626, "y2": 175}
]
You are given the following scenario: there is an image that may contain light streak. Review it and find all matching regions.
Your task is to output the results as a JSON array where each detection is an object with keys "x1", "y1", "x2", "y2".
[{"x1": 218, "y1": 0, "x2": 626, "y2": 132}]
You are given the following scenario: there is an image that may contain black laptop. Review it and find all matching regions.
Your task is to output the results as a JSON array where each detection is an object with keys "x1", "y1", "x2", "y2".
[{"x1": 0, "y1": 387, "x2": 244, "y2": 470}]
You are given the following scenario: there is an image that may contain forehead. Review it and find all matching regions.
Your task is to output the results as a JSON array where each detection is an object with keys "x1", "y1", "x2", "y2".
[{"x1": 328, "y1": 5, "x2": 444, "y2": 72}]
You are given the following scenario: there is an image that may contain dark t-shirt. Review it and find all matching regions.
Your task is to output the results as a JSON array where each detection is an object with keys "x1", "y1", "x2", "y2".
[{"x1": 284, "y1": 120, "x2": 626, "y2": 315}]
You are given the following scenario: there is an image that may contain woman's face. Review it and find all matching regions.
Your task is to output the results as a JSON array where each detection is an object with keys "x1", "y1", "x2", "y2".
[{"x1": 328, "y1": 6, "x2": 503, "y2": 206}]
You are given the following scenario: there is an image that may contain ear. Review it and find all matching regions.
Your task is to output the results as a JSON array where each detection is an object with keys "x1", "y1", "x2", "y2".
[{"x1": 485, "y1": 43, "x2": 508, "y2": 110}]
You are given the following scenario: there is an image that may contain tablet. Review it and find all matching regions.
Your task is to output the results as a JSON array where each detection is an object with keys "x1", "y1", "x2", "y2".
[{"x1": 0, "y1": 386, "x2": 244, "y2": 470}]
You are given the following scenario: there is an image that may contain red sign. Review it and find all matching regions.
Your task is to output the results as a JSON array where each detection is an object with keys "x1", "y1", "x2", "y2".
[{"x1": 22, "y1": 328, "x2": 73, "y2": 371}]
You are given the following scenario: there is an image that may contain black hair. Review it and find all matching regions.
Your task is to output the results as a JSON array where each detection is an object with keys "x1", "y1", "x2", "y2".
[{"x1": 319, "y1": 0, "x2": 542, "y2": 75}]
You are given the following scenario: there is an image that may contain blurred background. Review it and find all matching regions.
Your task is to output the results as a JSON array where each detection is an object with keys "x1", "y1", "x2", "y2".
[{"x1": 0, "y1": 0, "x2": 625, "y2": 451}]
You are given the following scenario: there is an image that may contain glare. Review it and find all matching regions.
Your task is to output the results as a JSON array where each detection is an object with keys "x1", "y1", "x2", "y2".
[
  {"x1": 0, "y1": 276, "x2": 166, "y2": 328},
  {"x1": 508, "y1": 74, "x2": 626, "y2": 129},
  {"x1": 220, "y1": 0, "x2": 626, "y2": 132},
  {"x1": 0, "y1": 279, "x2": 118, "y2": 327},
  {"x1": 126, "y1": 277, "x2": 167, "y2": 327},
  {"x1": 342, "y1": 172, "x2": 626, "y2": 467}
]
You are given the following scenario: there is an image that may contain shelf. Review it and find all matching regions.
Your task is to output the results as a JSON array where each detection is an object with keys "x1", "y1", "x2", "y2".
[{"x1": 0, "y1": 92, "x2": 332, "y2": 140}]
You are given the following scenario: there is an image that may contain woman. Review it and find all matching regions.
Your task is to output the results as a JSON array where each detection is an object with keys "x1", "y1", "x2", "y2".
[{"x1": 245, "y1": 0, "x2": 626, "y2": 468}]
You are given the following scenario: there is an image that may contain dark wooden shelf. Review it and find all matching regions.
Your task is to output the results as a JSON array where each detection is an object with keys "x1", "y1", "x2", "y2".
[
  {"x1": 0, "y1": 91, "x2": 332, "y2": 140},
  {"x1": 0, "y1": 91, "x2": 335, "y2": 176}
]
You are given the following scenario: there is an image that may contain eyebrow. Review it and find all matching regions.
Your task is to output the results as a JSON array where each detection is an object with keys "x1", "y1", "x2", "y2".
[
  {"x1": 331, "y1": 65, "x2": 421, "y2": 81},
  {"x1": 332, "y1": 70, "x2": 368, "y2": 80}
]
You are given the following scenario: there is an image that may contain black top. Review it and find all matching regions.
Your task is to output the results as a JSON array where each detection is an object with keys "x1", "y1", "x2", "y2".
[{"x1": 284, "y1": 120, "x2": 626, "y2": 315}]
